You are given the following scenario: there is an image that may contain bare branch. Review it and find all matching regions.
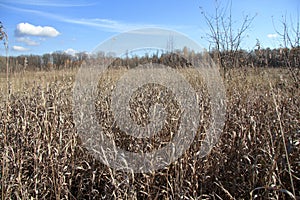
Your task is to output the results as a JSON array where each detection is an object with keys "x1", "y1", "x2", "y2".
[{"x1": 200, "y1": 0, "x2": 256, "y2": 78}]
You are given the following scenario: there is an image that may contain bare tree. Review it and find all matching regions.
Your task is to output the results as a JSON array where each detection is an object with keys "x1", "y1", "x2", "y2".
[
  {"x1": 200, "y1": 0, "x2": 256, "y2": 78},
  {"x1": 274, "y1": 13, "x2": 300, "y2": 48},
  {"x1": 273, "y1": 13, "x2": 300, "y2": 87}
]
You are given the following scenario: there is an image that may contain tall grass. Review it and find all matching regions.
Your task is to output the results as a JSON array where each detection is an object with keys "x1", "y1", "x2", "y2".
[{"x1": 0, "y1": 67, "x2": 299, "y2": 199}]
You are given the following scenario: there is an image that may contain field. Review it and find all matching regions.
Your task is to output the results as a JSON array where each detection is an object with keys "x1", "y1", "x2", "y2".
[{"x1": 0, "y1": 66, "x2": 299, "y2": 199}]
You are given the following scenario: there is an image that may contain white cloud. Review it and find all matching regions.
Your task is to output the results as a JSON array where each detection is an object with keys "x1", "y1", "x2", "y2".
[
  {"x1": 267, "y1": 33, "x2": 278, "y2": 39},
  {"x1": 15, "y1": 22, "x2": 60, "y2": 37},
  {"x1": 16, "y1": 37, "x2": 40, "y2": 46},
  {"x1": 64, "y1": 48, "x2": 77, "y2": 56},
  {"x1": 12, "y1": 45, "x2": 30, "y2": 52}
]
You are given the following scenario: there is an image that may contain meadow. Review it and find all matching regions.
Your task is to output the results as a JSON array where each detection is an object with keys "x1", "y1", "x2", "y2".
[{"x1": 0, "y1": 65, "x2": 299, "y2": 199}]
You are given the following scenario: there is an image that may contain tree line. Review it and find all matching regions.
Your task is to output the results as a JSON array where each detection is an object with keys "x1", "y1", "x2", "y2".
[
  {"x1": 0, "y1": 51, "x2": 89, "y2": 72},
  {"x1": 0, "y1": 46, "x2": 299, "y2": 73}
]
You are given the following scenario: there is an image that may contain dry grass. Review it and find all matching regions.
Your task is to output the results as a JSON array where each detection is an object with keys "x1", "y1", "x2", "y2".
[{"x1": 0, "y1": 66, "x2": 299, "y2": 199}]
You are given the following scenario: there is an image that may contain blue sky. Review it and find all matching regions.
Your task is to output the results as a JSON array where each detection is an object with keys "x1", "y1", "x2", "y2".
[{"x1": 0, "y1": 0, "x2": 299, "y2": 56}]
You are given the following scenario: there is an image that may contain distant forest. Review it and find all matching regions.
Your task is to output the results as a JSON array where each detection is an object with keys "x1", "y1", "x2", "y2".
[{"x1": 0, "y1": 46, "x2": 299, "y2": 72}]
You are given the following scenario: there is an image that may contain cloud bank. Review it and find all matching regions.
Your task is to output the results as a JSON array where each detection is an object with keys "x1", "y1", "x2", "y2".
[
  {"x1": 64, "y1": 48, "x2": 78, "y2": 56},
  {"x1": 267, "y1": 33, "x2": 278, "y2": 39},
  {"x1": 15, "y1": 23, "x2": 60, "y2": 37},
  {"x1": 12, "y1": 45, "x2": 30, "y2": 52},
  {"x1": 16, "y1": 37, "x2": 40, "y2": 46}
]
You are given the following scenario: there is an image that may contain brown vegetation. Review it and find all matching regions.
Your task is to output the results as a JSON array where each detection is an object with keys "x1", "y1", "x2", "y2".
[{"x1": 0, "y1": 64, "x2": 299, "y2": 199}]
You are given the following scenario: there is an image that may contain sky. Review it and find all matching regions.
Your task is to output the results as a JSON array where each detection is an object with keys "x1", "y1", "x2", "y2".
[{"x1": 0, "y1": 0, "x2": 299, "y2": 56}]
